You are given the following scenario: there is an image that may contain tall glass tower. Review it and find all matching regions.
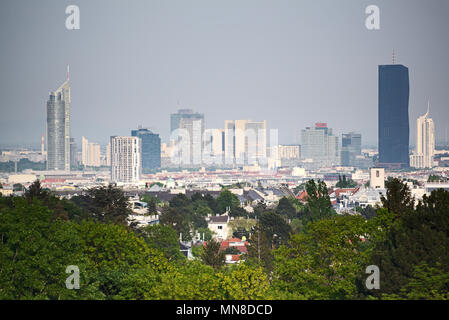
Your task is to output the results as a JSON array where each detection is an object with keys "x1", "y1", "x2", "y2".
[
  {"x1": 131, "y1": 128, "x2": 161, "y2": 171},
  {"x1": 378, "y1": 64, "x2": 410, "y2": 168},
  {"x1": 47, "y1": 68, "x2": 71, "y2": 171}
]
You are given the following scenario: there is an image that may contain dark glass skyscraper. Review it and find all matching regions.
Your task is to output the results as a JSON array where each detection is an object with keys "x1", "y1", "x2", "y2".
[
  {"x1": 378, "y1": 64, "x2": 410, "y2": 168},
  {"x1": 131, "y1": 128, "x2": 161, "y2": 171}
]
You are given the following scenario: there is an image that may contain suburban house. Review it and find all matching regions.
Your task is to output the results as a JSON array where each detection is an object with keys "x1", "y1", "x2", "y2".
[{"x1": 206, "y1": 214, "x2": 230, "y2": 241}]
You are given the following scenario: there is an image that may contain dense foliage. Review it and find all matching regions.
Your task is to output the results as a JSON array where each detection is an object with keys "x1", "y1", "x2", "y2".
[{"x1": 1, "y1": 178, "x2": 448, "y2": 300}]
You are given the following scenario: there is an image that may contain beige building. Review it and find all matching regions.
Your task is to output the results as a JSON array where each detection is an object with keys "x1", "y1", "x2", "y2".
[
  {"x1": 224, "y1": 120, "x2": 267, "y2": 165},
  {"x1": 81, "y1": 136, "x2": 101, "y2": 167},
  {"x1": 370, "y1": 167, "x2": 385, "y2": 189},
  {"x1": 410, "y1": 102, "x2": 435, "y2": 168}
]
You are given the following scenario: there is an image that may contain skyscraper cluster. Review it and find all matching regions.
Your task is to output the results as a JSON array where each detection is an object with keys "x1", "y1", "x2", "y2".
[{"x1": 43, "y1": 56, "x2": 437, "y2": 183}]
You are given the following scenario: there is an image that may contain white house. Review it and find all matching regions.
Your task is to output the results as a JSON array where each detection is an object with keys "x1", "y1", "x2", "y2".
[{"x1": 206, "y1": 214, "x2": 230, "y2": 241}]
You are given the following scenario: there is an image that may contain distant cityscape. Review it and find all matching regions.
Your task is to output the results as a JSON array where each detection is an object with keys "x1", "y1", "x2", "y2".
[{"x1": 1, "y1": 57, "x2": 448, "y2": 210}]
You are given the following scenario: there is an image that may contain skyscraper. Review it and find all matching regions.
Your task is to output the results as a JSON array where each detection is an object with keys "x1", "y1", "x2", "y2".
[
  {"x1": 341, "y1": 132, "x2": 362, "y2": 166},
  {"x1": 70, "y1": 138, "x2": 78, "y2": 168},
  {"x1": 131, "y1": 127, "x2": 161, "y2": 171},
  {"x1": 378, "y1": 64, "x2": 410, "y2": 168},
  {"x1": 410, "y1": 102, "x2": 435, "y2": 168},
  {"x1": 46, "y1": 67, "x2": 71, "y2": 171},
  {"x1": 110, "y1": 136, "x2": 141, "y2": 183},
  {"x1": 170, "y1": 109, "x2": 205, "y2": 166},
  {"x1": 224, "y1": 120, "x2": 267, "y2": 165},
  {"x1": 301, "y1": 123, "x2": 339, "y2": 167},
  {"x1": 81, "y1": 136, "x2": 101, "y2": 167}
]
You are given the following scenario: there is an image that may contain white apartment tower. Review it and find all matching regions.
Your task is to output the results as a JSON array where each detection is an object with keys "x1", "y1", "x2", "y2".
[
  {"x1": 110, "y1": 136, "x2": 142, "y2": 183},
  {"x1": 410, "y1": 102, "x2": 435, "y2": 168}
]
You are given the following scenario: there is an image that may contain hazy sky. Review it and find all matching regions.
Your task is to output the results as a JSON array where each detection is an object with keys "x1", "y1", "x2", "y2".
[{"x1": 1, "y1": 0, "x2": 449, "y2": 148}]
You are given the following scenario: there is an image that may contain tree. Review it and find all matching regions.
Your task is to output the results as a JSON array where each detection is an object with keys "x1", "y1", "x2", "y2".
[
  {"x1": 259, "y1": 211, "x2": 292, "y2": 248},
  {"x1": 201, "y1": 238, "x2": 225, "y2": 269},
  {"x1": 302, "y1": 179, "x2": 334, "y2": 223},
  {"x1": 25, "y1": 180, "x2": 49, "y2": 203},
  {"x1": 336, "y1": 175, "x2": 357, "y2": 188},
  {"x1": 218, "y1": 264, "x2": 270, "y2": 300},
  {"x1": 247, "y1": 224, "x2": 273, "y2": 273},
  {"x1": 380, "y1": 178, "x2": 415, "y2": 219},
  {"x1": 216, "y1": 189, "x2": 240, "y2": 213},
  {"x1": 76, "y1": 220, "x2": 169, "y2": 298},
  {"x1": 276, "y1": 197, "x2": 297, "y2": 219},
  {"x1": 365, "y1": 189, "x2": 449, "y2": 299},
  {"x1": 272, "y1": 214, "x2": 388, "y2": 300},
  {"x1": 141, "y1": 224, "x2": 184, "y2": 262},
  {"x1": 76, "y1": 184, "x2": 133, "y2": 225},
  {"x1": 0, "y1": 198, "x2": 102, "y2": 299},
  {"x1": 160, "y1": 207, "x2": 190, "y2": 240}
]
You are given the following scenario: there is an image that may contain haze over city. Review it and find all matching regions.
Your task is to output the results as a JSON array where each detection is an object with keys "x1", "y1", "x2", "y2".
[{"x1": 1, "y1": 0, "x2": 449, "y2": 148}]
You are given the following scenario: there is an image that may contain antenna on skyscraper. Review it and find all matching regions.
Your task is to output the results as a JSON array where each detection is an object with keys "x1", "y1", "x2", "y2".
[
  {"x1": 67, "y1": 64, "x2": 70, "y2": 81},
  {"x1": 392, "y1": 49, "x2": 396, "y2": 64}
]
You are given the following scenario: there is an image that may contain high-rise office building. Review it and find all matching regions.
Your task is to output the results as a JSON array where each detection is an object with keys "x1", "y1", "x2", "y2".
[
  {"x1": 87, "y1": 142, "x2": 101, "y2": 167},
  {"x1": 301, "y1": 123, "x2": 339, "y2": 167},
  {"x1": 81, "y1": 136, "x2": 101, "y2": 167},
  {"x1": 170, "y1": 109, "x2": 205, "y2": 166},
  {"x1": 341, "y1": 132, "x2": 362, "y2": 166},
  {"x1": 378, "y1": 64, "x2": 410, "y2": 168},
  {"x1": 410, "y1": 102, "x2": 435, "y2": 168},
  {"x1": 131, "y1": 127, "x2": 161, "y2": 171},
  {"x1": 47, "y1": 67, "x2": 71, "y2": 171},
  {"x1": 110, "y1": 136, "x2": 141, "y2": 183},
  {"x1": 224, "y1": 120, "x2": 267, "y2": 165},
  {"x1": 70, "y1": 138, "x2": 78, "y2": 168}
]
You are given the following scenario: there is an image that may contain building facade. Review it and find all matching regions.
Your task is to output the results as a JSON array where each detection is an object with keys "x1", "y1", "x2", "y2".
[
  {"x1": 301, "y1": 123, "x2": 339, "y2": 167},
  {"x1": 341, "y1": 132, "x2": 362, "y2": 166},
  {"x1": 110, "y1": 136, "x2": 142, "y2": 183},
  {"x1": 378, "y1": 64, "x2": 410, "y2": 168},
  {"x1": 170, "y1": 109, "x2": 205, "y2": 166},
  {"x1": 47, "y1": 73, "x2": 70, "y2": 171},
  {"x1": 224, "y1": 120, "x2": 267, "y2": 165},
  {"x1": 131, "y1": 128, "x2": 161, "y2": 171},
  {"x1": 410, "y1": 102, "x2": 435, "y2": 168}
]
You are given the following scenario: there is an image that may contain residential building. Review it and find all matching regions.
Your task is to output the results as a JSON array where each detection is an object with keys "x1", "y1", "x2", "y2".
[
  {"x1": 206, "y1": 214, "x2": 230, "y2": 241},
  {"x1": 110, "y1": 136, "x2": 142, "y2": 183},
  {"x1": 410, "y1": 102, "x2": 435, "y2": 168}
]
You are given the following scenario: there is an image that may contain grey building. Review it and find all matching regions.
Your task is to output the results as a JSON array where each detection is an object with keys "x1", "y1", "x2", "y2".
[
  {"x1": 170, "y1": 109, "x2": 205, "y2": 166},
  {"x1": 341, "y1": 132, "x2": 362, "y2": 166},
  {"x1": 47, "y1": 73, "x2": 70, "y2": 171},
  {"x1": 301, "y1": 123, "x2": 339, "y2": 167}
]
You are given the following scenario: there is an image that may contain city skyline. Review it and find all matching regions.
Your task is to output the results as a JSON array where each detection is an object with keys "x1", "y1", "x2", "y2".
[{"x1": 1, "y1": 0, "x2": 449, "y2": 148}]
